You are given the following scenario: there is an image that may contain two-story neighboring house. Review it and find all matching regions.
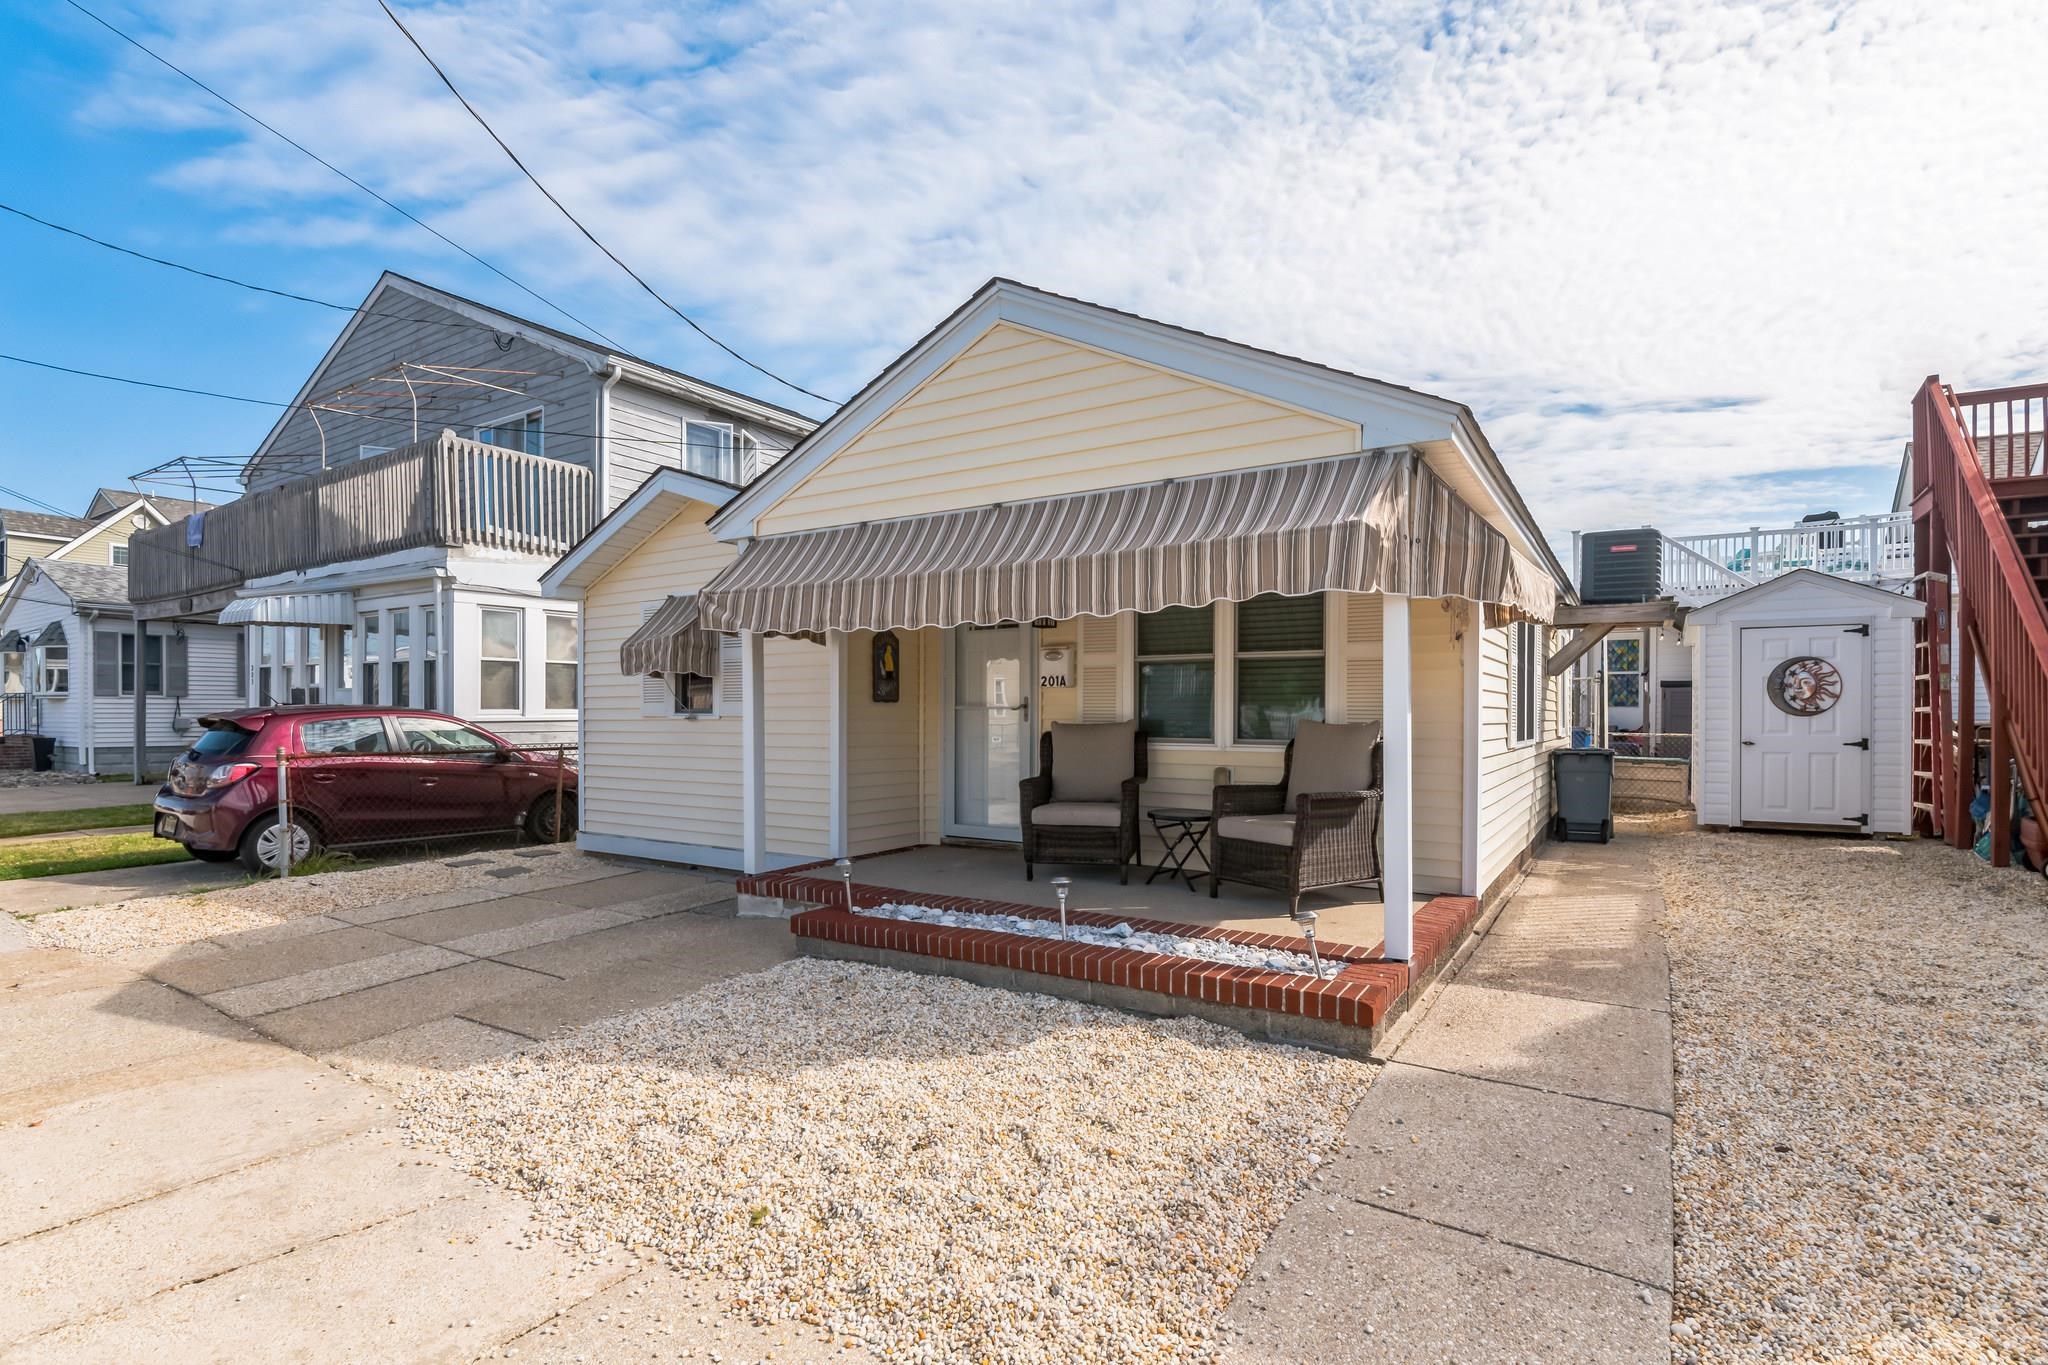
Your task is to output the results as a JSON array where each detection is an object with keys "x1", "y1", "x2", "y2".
[
  {"x1": 1, "y1": 490, "x2": 231, "y2": 770},
  {"x1": 124, "y1": 273, "x2": 816, "y2": 745}
]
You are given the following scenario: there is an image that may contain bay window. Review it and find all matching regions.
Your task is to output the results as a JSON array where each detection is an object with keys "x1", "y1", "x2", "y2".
[
  {"x1": 544, "y1": 613, "x2": 578, "y2": 710},
  {"x1": 480, "y1": 608, "x2": 521, "y2": 710}
]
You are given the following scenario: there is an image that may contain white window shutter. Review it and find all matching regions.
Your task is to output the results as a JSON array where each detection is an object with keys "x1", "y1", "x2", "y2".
[
  {"x1": 639, "y1": 605, "x2": 668, "y2": 716},
  {"x1": 1338, "y1": 594, "x2": 1383, "y2": 723},
  {"x1": 1077, "y1": 615, "x2": 1123, "y2": 721},
  {"x1": 716, "y1": 634, "x2": 744, "y2": 716}
]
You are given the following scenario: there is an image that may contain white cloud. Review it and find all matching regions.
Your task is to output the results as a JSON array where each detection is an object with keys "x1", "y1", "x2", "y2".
[{"x1": 68, "y1": 0, "x2": 2048, "y2": 538}]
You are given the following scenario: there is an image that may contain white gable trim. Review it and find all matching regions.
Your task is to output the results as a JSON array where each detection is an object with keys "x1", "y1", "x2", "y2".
[
  {"x1": 42, "y1": 499, "x2": 168, "y2": 563},
  {"x1": 1685, "y1": 568, "x2": 1927, "y2": 622},
  {"x1": 540, "y1": 467, "x2": 736, "y2": 598}
]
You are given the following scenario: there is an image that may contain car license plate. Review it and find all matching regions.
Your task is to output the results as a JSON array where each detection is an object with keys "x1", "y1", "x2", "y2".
[{"x1": 154, "y1": 813, "x2": 179, "y2": 839}]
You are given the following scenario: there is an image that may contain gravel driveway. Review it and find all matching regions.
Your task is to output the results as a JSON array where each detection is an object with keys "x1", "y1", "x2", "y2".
[
  {"x1": 1652, "y1": 825, "x2": 2046, "y2": 1363},
  {"x1": 403, "y1": 958, "x2": 1374, "y2": 1364}
]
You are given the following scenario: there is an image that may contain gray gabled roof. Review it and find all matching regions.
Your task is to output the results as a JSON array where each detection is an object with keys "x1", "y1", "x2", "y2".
[
  {"x1": 34, "y1": 558, "x2": 133, "y2": 607},
  {"x1": 88, "y1": 488, "x2": 216, "y2": 521},
  {"x1": 0, "y1": 508, "x2": 94, "y2": 540}
]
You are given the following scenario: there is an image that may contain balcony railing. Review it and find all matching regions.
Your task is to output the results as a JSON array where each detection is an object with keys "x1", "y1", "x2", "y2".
[
  {"x1": 1659, "y1": 511, "x2": 1916, "y2": 600},
  {"x1": 129, "y1": 432, "x2": 596, "y2": 609}
]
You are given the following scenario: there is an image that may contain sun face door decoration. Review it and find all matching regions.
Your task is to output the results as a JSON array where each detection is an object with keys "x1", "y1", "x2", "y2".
[{"x1": 1765, "y1": 656, "x2": 1842, "y2": 716}]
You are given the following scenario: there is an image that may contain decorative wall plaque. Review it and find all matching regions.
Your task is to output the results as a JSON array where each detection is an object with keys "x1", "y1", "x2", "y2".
[
  {"x1": 872, "y1": 631, "x2": 901, "y2": 703},
  {"x1": 1766, "y1": 656, "x2": 1841, "y2": 716}
]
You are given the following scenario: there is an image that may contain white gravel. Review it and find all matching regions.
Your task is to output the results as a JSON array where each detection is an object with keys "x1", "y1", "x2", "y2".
[
  {"x1": 1652, "y1": 826, "x2": 2047, "y2": 1364},
  {"x1": 859, "y1": 902, "x2": 1337, "y2": 977},
  {"x1": 402, "y1": 958, "x2": 1374, "y2": 1364},
  {"x1": 21, "y1": 846, "x2": 619, "y2": 956}
]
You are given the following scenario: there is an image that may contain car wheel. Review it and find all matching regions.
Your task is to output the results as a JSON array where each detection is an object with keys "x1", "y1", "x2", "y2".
[
  {"x1": 187, "y1": 847, "x2": 240, "y2": 863},
  {"x1": 525, "y1": 792, "x2": 577, "y2": 843},
  {"x1": 238, "y1": 812, "x2": 320, "y2": 873}
]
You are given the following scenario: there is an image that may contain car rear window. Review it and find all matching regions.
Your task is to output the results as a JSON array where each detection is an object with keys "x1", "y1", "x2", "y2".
[{"x1": 190, "y1": 724, "x2": 254, "y2": 758}]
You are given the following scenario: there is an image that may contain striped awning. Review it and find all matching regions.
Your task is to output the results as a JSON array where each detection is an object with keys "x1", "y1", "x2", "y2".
[
  {"x1": 698, "y1": 450, "x2": 1556, "y2": 635},
  {"x1": 620, "y1": 595, "x2": 722, "y2": 678}
]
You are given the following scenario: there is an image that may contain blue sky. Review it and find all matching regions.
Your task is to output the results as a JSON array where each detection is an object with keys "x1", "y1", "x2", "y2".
[{"x1": 3, "y1": 0, "x2": 2046, "y2": 539}]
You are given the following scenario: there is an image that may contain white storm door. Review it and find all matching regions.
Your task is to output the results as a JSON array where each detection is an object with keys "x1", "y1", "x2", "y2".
[
  {"x1": 945, "y1": 625, "x2": 1029, "y2": 840},
  {"x1": 1737, "y1": 623, "x2": 1870, "y2": 827}
]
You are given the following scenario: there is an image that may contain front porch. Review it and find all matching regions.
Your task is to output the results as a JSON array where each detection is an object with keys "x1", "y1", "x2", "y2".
[{"x1": 740, "y1": 843, "x2": 1480, "y2": 1054}]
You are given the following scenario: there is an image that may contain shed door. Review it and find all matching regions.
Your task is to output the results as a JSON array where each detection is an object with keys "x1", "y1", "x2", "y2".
[{"x1": 1737, "y1": 624, "x2": 1869, "y2": 827}]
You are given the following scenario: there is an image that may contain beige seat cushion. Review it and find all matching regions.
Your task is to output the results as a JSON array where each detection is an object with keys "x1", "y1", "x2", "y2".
[
  {"x1": 1049, "y1": 720, "x2": 1138, "y2": 802},
  {"x1": 1031, "y1": 801, "x2": 1124, "y2": 828},
  {"x1": 1216, "y1": 814, "x2": 1297, "y2": 847},
  {"x1": 1286, "y1": 720, "x2": 1381, "y2": 806}
]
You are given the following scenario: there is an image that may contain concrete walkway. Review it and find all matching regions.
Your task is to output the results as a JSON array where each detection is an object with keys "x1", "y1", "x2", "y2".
[
  {"x1": 0, "y1": 859, "x2": 882, "y2": 1363},
  {"x1": 1220, "y1": 834, "x2": 1674, "y2": 1362},
  {"x1": 0, "y1": 783, "x2": 152, "y2": 817},
  {"x1": 2, "y1": 857, "x2": 246, "y2": 916}
]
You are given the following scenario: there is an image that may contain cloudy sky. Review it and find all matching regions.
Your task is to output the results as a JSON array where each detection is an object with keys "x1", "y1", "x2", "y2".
[{"x1": 3, "y1": 0, "x2": 2046, "y2": 549}]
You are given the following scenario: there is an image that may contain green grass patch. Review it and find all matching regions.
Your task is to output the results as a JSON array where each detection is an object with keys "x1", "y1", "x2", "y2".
[
  {"x1": 0, "y1": 831, "x2": 190, "y2": 881},
  {"x1": 0, "y1": 804, "x2": 158, "y2": 840}
]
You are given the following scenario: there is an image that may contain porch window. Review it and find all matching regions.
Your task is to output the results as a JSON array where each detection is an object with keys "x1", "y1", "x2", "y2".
[
  {"x1": 685, "y1": 422, "x2": 736, "y2": 482},
  {"x1": 1235, "y1": 593, "x2": 1324, "y2": 742},
  {"x1": 480, "y1": 608, "x2": 521, "y2": 710},
  {"x1": 389, "y1": 609, "x2": 410, "y2": 708},
  {"x1": 1513, "y1": 619, "x2": 1542, "y2": 745},
  {"x1": 36, "y1": 642, "x2": 67, "y2": 694},
  {"x1": 544, "y1": 613, "x2": 578, "y2": 709},
  {"x1": 359, "y1": 613, "x2": 380, "y2": 705},
  {"x1": 232, "y1": 633, "x2": 246, "y2": 699},
  {"x1": 1135, "y1": 605, "x2": 1214, "y2": 740},
  {"x1": 422, "y1": 609, "x2": 439, "y2": 711}
]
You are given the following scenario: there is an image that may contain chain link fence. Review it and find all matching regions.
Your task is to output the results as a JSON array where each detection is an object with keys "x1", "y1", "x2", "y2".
[
  {"x1": 1609, "y1": 731, "x2": 1692, "y2": 812},
  {"x1": 268, "y1": 740, "x2": 578, "y2": 877}
]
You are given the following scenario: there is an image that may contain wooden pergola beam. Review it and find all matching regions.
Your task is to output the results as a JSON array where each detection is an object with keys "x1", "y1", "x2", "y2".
[
  {"x1": 1545, "y1": 623, "x2": 1614, "y2": 678},
  {"x1": 1544, "y1": 598, "x2": 1686, "y2": 678}
]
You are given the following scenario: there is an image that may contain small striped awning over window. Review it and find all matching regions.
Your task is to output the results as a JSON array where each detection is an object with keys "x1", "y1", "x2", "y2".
[
  {"x1": 698, "y1": 449, "x2": 1556, "y2": 635},
  {"x1": 619, "y1": 594, "x2": 722, "y2": 678}
]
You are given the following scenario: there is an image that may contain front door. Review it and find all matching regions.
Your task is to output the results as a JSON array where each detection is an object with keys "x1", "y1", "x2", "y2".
[
  {"x1": 1737, "y1": 623, "x2": 1870, "y2": 828},
  {"x1": 946, "y1": 625, "x2": 1029, "y2": 840}
]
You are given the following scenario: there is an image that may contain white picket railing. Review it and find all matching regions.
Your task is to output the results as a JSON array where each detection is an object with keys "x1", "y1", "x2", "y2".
[{"x1": 1661, "y1": 511, "x2": 1915, "y2": 600}]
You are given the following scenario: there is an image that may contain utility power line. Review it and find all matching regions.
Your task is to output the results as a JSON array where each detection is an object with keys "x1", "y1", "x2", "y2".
[
  {"x1": 375, "y1": 0, "x2": 839, "y2": 407},
  {"x1": 62, "y1": 0, "x2": 623, "y2": 349}
]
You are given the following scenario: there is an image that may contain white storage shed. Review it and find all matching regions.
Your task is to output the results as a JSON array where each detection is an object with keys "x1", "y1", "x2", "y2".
[{"x1": 1682, "y1": 570, "x2": 1924, "y2": 834}]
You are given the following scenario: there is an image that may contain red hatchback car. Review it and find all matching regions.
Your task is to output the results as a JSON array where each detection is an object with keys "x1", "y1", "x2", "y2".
[{"x1": 153, "y1": 705, "x2": 578, "y2": 872}]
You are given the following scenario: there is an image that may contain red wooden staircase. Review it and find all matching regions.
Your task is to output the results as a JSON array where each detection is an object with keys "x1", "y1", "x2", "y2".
[{"x1": 1910, "y1": 379, "x2": 2048, "y2": 865}]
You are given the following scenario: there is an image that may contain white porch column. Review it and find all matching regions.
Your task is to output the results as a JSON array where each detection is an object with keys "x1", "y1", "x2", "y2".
[
  {"x1": 740, "y1": 629, "x2": 767, "y2": 874},
  {"x1": 1381, "y1": 593, "x2": 1414, "y2": 960},
  {"x1": 827, "y1": 629, "x2": 849, "y2": 858}
]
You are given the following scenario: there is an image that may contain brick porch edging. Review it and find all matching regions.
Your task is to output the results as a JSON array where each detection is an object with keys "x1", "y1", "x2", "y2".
[{"x1": 740, "y1": 863, "x2": 1479, "y2": 1035}]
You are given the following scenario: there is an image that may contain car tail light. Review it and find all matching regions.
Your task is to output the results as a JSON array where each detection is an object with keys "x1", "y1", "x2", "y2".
[{"x1": 204, "y1": 762, "x2": 261, "y2": 790}]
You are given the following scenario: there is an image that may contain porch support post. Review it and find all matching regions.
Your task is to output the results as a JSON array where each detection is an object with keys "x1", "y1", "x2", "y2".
[
  {"x1": 1381, "y1": 593, "x2": 1414, "y2": 961},
  {"x1": 827, "y1": 629, "x2": 848, "y2": 858},
  {"x1": 740, "y1": 629, "x2": 766, "y2": 874}
]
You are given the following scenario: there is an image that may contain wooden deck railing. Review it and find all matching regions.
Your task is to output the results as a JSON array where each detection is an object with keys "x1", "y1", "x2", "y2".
[
  {"x1": 127, "y1": 432, "x2": 596, "y2": 608},
  {"x1": 1914, "y1": 377, "x2": 2048, "y2": 853}
]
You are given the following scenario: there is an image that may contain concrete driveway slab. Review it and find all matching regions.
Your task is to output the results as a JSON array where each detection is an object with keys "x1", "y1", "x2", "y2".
[
  {"x1": 0, "y1": 1053, "x2": 380, "y2": 1242},
  {"x1": 531, "y1": 866, "x2": 725, "y2": 908},
  {"x1": 0, "y1": 784, "x2": 148, "y2": 817},
  {"x1": 460, "y1": 952, "x2": 747, "y2": 1038},
  {"x1": 245, "y1": 959, "x2": 559, "y2": 1052},
  {"x1": 368, "y1": 893, "x2": 604, "y2": 946},
  {"x1": 495, "y1": 911, "x2": 793, "y2": 980},
  {"x1": 1394, "y1": 981, "x2": 1674, "y2": 1112},
  {"x1": 0, "y1": 947, "x2": 135, "y2": 1002},
  {"x1": 204, "y1": 944, "x2": 469, "y2": 1019},
  {"x1": 1455, "y1": 924, "x2": 1673, "y2": 1012},
  {"x1": 325, "y1": 885, "x2": 511, "y2": 925},
  {"x1": 147, "y1": 922, "x2": 423, "y2": 997},
  {"x1": 1220, "y1": 1203, "x2": 1669, "y2": 1364},
  {"x1": 0, "y1": 975, "x2": 251, "y2": 1096},
  {"x1": 588, "y1": 882, "x2": 737, "y2": 918},
  {"x1": 1344, "y1": 1062, "x2": 1672, "y2": 1288},
  {"x1": 9, "y1": 1193, "x2": 627, "y2": 1364},
  {"x1": 0, "y1": 1129, "x2": 458, "y2": 1346},
  {"x1": 442, "y1": 905, "x2": 637, "y2": 958},
  {"x1": 323, "y1": 1016, "x2": 533, "y2": 1088}
]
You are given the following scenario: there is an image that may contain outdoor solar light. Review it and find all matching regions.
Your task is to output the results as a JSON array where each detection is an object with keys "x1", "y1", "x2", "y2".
[
  {"x1": 1293, "y1": 904, "x2": 1325, "y2": 978},
  {"x1": 834, "y1": 858, "x2": 855, "y2": 912},
  {"x1": 1049, "y1": 876, "x2": 1073, "y2": 940}
]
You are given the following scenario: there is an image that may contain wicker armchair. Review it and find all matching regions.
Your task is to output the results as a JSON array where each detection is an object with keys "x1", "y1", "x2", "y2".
[
  {"x1": 1209, "y1": 720, "x2": 1383, "y2": 916},
  {"x1": 1020, "y1": 723, "x2": 1148, "y2": 883}
]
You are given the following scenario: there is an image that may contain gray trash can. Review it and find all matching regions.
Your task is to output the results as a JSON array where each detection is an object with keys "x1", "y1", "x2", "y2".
[{"x1": 1552, "y1": 749, "x2": 1614, "y2": 843}]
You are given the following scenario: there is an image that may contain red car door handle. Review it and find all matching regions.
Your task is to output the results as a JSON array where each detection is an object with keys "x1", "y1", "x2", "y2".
[
  {"x1": 420, "y1": 777, "x2": 439, "y2": 787},
  {"x1": 310, "y1": 772, "x2": 338, "y2": 783}
]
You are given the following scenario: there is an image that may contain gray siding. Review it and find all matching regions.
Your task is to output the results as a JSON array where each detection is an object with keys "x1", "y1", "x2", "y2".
[
  {"x1": 248, "y1": 290, "x2": 601, "y2": 494},
  {"x1": 607, "y1": 380, "x2": 795, "y2": 506}
]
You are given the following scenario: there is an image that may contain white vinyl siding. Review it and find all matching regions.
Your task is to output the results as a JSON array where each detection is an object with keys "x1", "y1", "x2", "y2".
[
  {"x1": 845, "y1": 628, "x2": 926, "y2": 854},
  {"x1": 758, "y1": 323, "x2": 1361, "y2": 536},
  {"x1": 1478, "y1": 617, "x2": 1566, "y2": 892},
  {"x1": 605, "y1": 381, "x2": 797, "y2": 508}
]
